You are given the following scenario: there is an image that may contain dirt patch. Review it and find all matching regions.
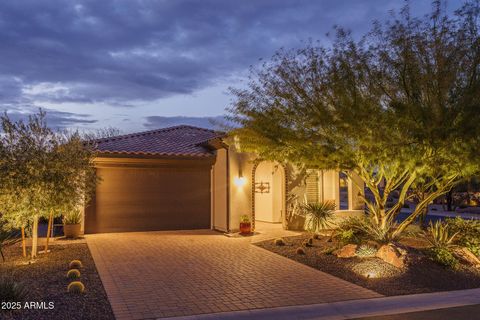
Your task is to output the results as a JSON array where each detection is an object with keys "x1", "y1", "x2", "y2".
[
  {"x1": 0, "y1": 243, "x2": 114, "y2": 320},
  {"x1": 255, "y1": 234, "x2": 480, "y2": 296}
]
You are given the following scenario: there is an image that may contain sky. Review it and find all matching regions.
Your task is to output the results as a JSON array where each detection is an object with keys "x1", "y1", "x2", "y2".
[{"x1": 0, "y1": 0, "x2": 462, "y2": 133}]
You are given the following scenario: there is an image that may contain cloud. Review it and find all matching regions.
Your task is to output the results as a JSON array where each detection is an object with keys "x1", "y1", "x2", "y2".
[
  {"x1": 0, "y1": 106, "x2": 97, "y2": 129},
  {"x1": 0, "y1": 0, "x2": 437, "y2": 109},
  {"x1": 144, "y1": 115, "x2": 230, "y2": 131}
]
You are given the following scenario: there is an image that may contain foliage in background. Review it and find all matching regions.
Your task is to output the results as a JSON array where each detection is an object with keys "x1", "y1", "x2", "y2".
[
  {"x1": 228, "y1": 1, "x2": 480, "y2": 241},
  {"x1": 0, "y1": 110, "x2": 98, "y2": 258},
  {"x1": 301, "y1": 201, "x2": 335, "y2": 233},
  {"x1": 447, "y1": 217, "x2": 480, "y2": 256}
]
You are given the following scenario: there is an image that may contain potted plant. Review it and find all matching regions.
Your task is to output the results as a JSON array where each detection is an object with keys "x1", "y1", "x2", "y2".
[
  {"x1": 63, "y1": 210, "x2": 82, "y2": 239},
  {"x1": 239, "y1": 215, "x2": 252, "y2": 234}
]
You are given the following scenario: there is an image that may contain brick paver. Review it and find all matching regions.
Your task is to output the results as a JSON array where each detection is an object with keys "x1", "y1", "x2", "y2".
[{"x1": 86, "y1": 229, "x2": 381, "y2": 320}]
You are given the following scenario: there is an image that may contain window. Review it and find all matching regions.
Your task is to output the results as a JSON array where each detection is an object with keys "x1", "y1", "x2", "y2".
[
  {"x1": 305, "y1": 170, "x2": 319, "y2": 203},
  {"x1": 339, "y1": 172, "x2": 349, "y2": 210}
]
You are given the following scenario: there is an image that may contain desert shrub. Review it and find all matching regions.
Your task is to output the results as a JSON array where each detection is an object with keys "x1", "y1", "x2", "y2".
[
  {"x1": 427, "y1": 247, "x2": 458, "y2": 269},
  {"x1": 337, "y1": 216, "x2": 399, "y2": 244},
  {"x1": 67, "y1": 269, "x2": 81, "y2": 280},
  {"x1": 0, "y1": 274, "x2": 28, "y2": 301},
  {"x1": 67, "y1": 281, "x2": 85, "y2": 294},
  {"x1": 447, "y1": 217, "x2": 480, "y2": 256},
  {"x1": 69, "y1": 260, "x2": 83, "y2": 269},
  {"x1": 273, "y1": 238, "x2": 285, "y2": 246},
  {"x1": 296, "y1": 247, "x2": 305, "y2": 255},
  {"x1": 322, "y1": 247, "x2": 336, "y2": 255},
  {"x1": 424, "y1": 221, "x2": 458, "y2": 249},
  {"x1": 302, "y1": 201, "x2": 335, "y2": 232},
  {"x1": 355, "y1": 245, "x2": 377, "y2": 258}
]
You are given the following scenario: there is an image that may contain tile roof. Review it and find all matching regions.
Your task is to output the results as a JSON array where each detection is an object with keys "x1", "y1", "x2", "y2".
[{"x1": 92, "y1": 125, "x2": 225, "y2": 157}]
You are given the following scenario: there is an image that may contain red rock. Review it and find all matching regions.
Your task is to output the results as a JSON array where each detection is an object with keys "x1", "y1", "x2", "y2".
[
  {"x1": 376, "y1": 244, "x2": 405, "y2": 268},
  {"x1": 453, "y1": 247, "x2": 480, "y2": 268},
  {"x1": 334, "y1": 244, "x2": 358, "y2": 258}
]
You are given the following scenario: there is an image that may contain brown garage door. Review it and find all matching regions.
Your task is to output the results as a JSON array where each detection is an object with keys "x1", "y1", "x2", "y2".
[{"x1": 85, "y1": 164, "x2": 211, "y2": 233}]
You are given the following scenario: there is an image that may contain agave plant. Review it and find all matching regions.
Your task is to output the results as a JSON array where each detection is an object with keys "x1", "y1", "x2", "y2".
[
  {"x1": 424, "y1": 220, "x2": 458, "y2": 249},
  {"x1": 302, "y1": 201, "x2": 335, "y2": 233}
]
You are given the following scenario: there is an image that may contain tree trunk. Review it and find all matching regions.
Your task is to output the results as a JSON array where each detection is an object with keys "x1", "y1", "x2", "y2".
[
  {"x1": 21, "y1": 226, "x2": 26, "y2": 258},
  {"x1": 44, "y1": 212, "x2": 53, "y2": 254},
  {"x1": 446, "y1": 190, "x2": 453, "y2": 211},
  {"x1": 31, "y1": 215, "x2": 39, "y2": 259}
]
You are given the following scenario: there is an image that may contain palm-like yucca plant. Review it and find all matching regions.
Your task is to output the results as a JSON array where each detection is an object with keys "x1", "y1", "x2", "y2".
[
  {"x1": 424, "y1": 220, "x2": 458, "y2": 249},
  {"x1": 302, "y1": 201, "x2": 335, "y2": 233}
]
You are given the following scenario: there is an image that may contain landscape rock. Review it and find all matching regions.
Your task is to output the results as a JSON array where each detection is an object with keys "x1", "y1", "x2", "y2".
[
  {"x1": 376, "y1": 244, "x2": 405, "y2": 269},
  {"x1": 334, "y1": 244, "x2": 358, "y2": 258},
  {"x1": 453, "y1": 247, "x2": 480, "y2": 268}
]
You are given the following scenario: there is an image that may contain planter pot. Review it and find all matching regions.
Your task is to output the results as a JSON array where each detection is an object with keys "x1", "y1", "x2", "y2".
[
  {"x1": 64, "y1": 224, "x2": 81, "y2": 239},
  {"x1": 239, "y1": 222, "x2": 251, "y2": 234}
]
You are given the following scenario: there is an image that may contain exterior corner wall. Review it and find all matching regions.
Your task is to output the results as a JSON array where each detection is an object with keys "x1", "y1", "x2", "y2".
[
  {"x1": 227, "y1": 149, "x2": 254, "y2": 232},
  {"x1": 212, "y1": 148, "x2": 228, "y2": 232}
]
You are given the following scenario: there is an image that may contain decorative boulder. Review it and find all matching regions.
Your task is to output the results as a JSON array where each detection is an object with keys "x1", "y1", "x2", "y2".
[
  {"x1": 453, "y1": 247, "x2": 480, "y2": 268},
  {"x1": 376, "y1": 244, "x2": 405, "y2": 269},
  {"x1": 334, "y1": 244, "x2": 358, "y2": 258}
]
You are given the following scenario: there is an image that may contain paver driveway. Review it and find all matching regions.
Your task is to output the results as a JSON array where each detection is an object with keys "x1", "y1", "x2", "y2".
[{"x1": 87, "y1": 230, "x2": 381, "y2": 320}]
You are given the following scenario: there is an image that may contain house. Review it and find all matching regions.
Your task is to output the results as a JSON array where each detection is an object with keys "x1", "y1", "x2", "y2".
[{"x1": 82, "y1": 125, "x2": 364, "y2": 234}]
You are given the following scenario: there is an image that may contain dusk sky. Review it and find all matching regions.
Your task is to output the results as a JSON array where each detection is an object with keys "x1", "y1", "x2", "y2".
[{"x1": 0, "y1": 0, "x2": 462, "y2": 133}]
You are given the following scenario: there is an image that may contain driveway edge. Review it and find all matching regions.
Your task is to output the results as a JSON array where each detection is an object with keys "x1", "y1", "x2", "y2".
[{"x1": 166, "y1": 288, "x2": 480, "y2": 320}]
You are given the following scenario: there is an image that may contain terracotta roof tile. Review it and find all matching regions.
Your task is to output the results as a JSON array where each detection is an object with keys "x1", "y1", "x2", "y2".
[{"x1": 93, "y1": 125, "x2": 225, "y2": 157}]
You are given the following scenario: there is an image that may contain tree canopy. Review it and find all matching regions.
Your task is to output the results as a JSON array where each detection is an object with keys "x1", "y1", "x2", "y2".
[{"x1": 228, "y1": 0, "x2": 480, "y2": 239}]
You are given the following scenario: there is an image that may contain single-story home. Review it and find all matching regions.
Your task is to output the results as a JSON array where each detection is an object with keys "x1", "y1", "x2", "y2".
[{"x1": 82, "y1": 125, "x2": 364, "y2": 234}]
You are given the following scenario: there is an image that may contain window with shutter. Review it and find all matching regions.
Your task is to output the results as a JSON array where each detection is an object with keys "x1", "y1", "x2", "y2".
[{"x1": 305, "y1": 170, "x2": 319, "y2": 203}]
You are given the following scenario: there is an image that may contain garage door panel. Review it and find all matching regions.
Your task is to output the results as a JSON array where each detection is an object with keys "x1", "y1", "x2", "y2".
[{"x1": 85, "y1": 166, "x2": 211, "y2": 233}]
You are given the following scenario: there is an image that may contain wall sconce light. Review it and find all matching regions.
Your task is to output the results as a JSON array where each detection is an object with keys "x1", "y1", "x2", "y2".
[{"x1": 234, "y1": 175, "x2": 247, "y2": 187}]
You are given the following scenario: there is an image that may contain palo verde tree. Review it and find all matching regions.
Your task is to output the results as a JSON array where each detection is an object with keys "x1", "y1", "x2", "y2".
[
  {"x1": 0, "y1": 111, "x2": 97, "y2": 258},
  {"x1": 228, "y1": 1, "x2": 480, "y2": 242}
]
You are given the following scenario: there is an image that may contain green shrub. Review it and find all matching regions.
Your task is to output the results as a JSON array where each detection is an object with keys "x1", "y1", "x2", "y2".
[
  {"x1": 447, "y1": 217, "x2": 480, "y2": 256},
  {"x1": 273, "y1": 238, "x2": 285, "y2": 246},
  {"x1": 427, "y1": 247, "x2": 459, "y2": 269},
  {"x1": 0, "y1": 274, "x2": 28, "y2": 301},
  {"x1": 69, "y1": 260, "x2": 83, "y2": 269},
  {"x1": 355, "y1": 245, "x2": 377, "y2": 258},
  {"x1": 67, "y1": 269, "x2": 81, "y2": 280},
  {"x1": 301, "y1": 201, "x2": 335, "y2": 232},
  {"x1": 296, "y1": 247, "x2": 305, "y2": 255},
  {"x1": 338, "y1": 229, "x2": 357, "y2": 244},
  {"x1": 322, "y1": 247, "x2": 336, "y2": 255},
  {"x1": 67, "y1": 281, "x2": 85, "y2": 294}
]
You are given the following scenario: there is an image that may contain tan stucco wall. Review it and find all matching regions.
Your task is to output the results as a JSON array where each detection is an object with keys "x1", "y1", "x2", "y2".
[
  {"x1": 212, "y1": 148, "x2": 228, "y2": 232},
  {"x1": 227, "y1": 149, "x2": 254, "y2": 232}
]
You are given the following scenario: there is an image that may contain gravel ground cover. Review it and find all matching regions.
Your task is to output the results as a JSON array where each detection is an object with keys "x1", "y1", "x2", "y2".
[
  {"x1": 255, "y1": 234, "x2": 480, "y2": 296},
  {"x1": 0, "y1": 243, "x2": 114, "y2": 320}
]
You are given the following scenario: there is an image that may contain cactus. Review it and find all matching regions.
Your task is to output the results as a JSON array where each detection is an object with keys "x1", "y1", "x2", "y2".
[
  {"x1": 67, "y1": 269, "x2": 81, "y2": 280},
  {"x1": 67, "y1": 281, "x2": 85, "y2": 294},
  {"x1": 296, "y1": 247, "x2": 306, "y2": 255},
  {"x1": 69, "y1": 260, "x2": 83, "y2": 269},
  {"x1": 355, "y1": 245, "x2": 378, "y2": 258}
]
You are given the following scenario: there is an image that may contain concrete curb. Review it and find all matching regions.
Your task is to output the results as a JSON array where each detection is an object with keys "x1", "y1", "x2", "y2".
[{"x1": 165, "y1": 288, "x2": 480, "y2": 320}]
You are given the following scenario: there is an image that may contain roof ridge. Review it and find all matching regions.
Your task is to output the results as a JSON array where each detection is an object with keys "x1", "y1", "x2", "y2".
[{"x1": 93, "y1": 125, "x2": 220, "y2": 144}]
